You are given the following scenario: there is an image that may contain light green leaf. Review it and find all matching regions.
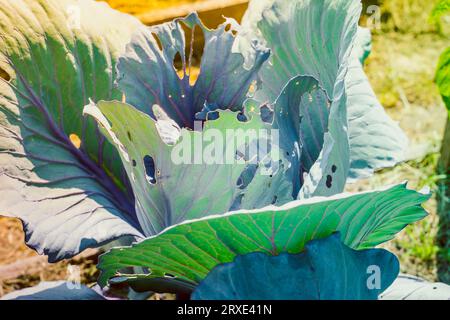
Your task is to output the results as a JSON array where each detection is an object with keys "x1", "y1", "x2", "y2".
[
  {"x1": 436, "y1": 47, "x2": 450, "y2": 113},
  {"x1": 97, "y1": 184, "x2": 429, "y2": 288},
  {"x1": 85, "y1": 100, "x2": 292, "y2": 236}
]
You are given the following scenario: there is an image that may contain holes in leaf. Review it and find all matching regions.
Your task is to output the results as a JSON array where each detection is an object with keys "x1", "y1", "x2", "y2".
[
  {"x1": 132, "y1": 159, "x2": 137, "y2": 167},
  {"x1": 0, "y1": 67, "x2": 10, "y2": 81},
  {"x1": 260, "y1": 105, "x2": 274, "y2": 123},
  {"x1": 224, "y1": 23, "x2": 237, "y2": 37},
  {"x1": 151, "y1": 32, "x2": 163, "y2": 51},
  {"x1": 207, "y1": 111, "x2": 219, "y2": 121},
  {"x1": 248, "y1": 80, "x2": 257, "y2": 95},
  {"x1": 173, "y1": 51, "x2": 184, "y2": 80},
  {"x1": 271, "y1": 195, "x2": 278, "y2": 205},
  {"x1": 179, "y1": 22, "x2": 205, "y2": 86},
  {"x1": 127, "y1": 131, "x2": 133, "y2": 142},
  {"x1": 326, "y1": 165, "x2": 337, "y2": 188},
  {"x1": 326, "y1": 175, "x2": 333, "y2": 189},
  {"x1": 237, "y1": 112, "x2": 247, "y2": 122},
  {"x1": 69, "y1": 133, "x2": 81, "y2": 149},
  {"x1": 143, "y1": 155, "x2": 157, "y2": 184},
  {"x1": 236, "y1": 164, "x2": 258, "y2": 190}
]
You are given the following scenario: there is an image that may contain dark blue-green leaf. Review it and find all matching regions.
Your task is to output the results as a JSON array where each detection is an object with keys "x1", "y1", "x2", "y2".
[{"x1": 192, "y1": 233, "x2": 399, "y2": 300}]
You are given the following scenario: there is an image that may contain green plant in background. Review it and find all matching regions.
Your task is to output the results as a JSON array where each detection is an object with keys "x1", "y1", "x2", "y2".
[
  {"x1": 381, "y1": 0, "x2": 442, "y2": 33},
  {"x1": 431, "y1": 0, "x2": 450, "y2": 26},
  {"x1": 432, "y1": 0, "x2": 450, "y2": 285},
  {"x1": 433, "y1": 0, "x2": 450, "y2": 113},
  {"x1": 434, "y1": 0, "x2": 450, "y2": 114},
  {"x1": 398, "y1": 220, "x2": 440, "y2": 263},
  {"x1": 0, "y1": 0, "x2": 449, "y2": 300},
  {"x1": 437, "y1": 47, "x2": 450, "y2": 113}
]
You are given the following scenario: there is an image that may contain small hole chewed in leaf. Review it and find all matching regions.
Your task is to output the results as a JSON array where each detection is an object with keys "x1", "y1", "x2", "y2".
[
  {"x1": 0, "y1": 67, "x2": 10, "y2": 81},
  {"x1": 326, "y1": 175, "x2": 333, "y2": 189},
  {"x1": 332, "y1": 165, "x2": 337, "y2": 173},
  {"x1": 69, "y1": 133, "x2": 81, "y2": 149},
  {"x1": 173, "y1": 51, "x2": 184, "y2": 80},
  {"x1": 151, "y1": 32, "x2": 163, "y2": 51},
  {"x1": 143, "y1": 155, "x2": 157, "y2": 185},
  {"x1": 179, "y1": 22, "x2": 204, "y2": 86},
  {"x1": 271, "y1": 196, "x2": 278, "y2": 204},
  {"x1": 187, "y1": 67, "x2": 200, "y2": 86},
  {"x1": 224, "y1": 23, "x2": 237, "y2": 37},
  {"x1": 260, "y1": 105, "x2": 274, "y2": 123},
  {"x1": 207, "y1": 111, "x2": 220, "y2": 121}
]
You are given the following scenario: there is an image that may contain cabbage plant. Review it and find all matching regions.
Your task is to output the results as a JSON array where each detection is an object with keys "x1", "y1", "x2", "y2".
[{"x1": 0, "y1": 0, "x2": 444, "y2": 300}]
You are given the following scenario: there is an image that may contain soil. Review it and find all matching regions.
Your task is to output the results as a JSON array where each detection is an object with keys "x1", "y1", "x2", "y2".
[{"x1": 102, "y1": 0, "x2": 205, "y2": 15}]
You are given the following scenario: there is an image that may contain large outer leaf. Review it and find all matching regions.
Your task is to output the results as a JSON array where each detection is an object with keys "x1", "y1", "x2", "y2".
[
  {"x1": 241, "y1": 0, "x2": 408, "y2": 182},
  {"x1": 346, "y1": 28, "x2": 408, "y2": 180},
  {"x1": 379, "y1": 274, "x2": 450, "y2": 300},
  {"x1": 85, "y1": 101, "x2": 292, "y2": 236},
  {"x1": 192, "y1": 233, "x2": 399, "y2": 300},
  {"x1": 117, "y1": 13, "x2": 269, "y2": 129},
  {"x1": 1, "y1": 281, "x2": 104, "y2": 300},
  {"x1": 97, "y1": 184, "x2": 429, "y2": 288},
  {"x1": 0, "y1": 0, "x2": 143, "y2": 262}
]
